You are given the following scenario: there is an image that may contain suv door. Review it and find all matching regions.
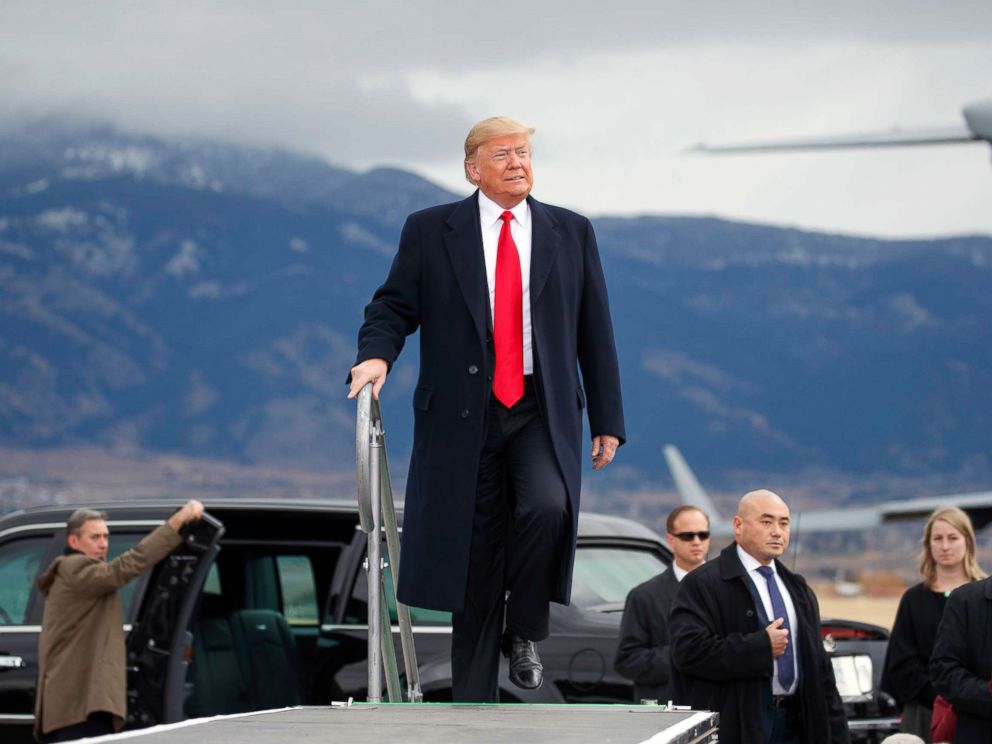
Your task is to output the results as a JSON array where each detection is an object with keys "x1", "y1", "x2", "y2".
[{"x1": 126, "y1": 514, "x2": 224, "y2": 729}]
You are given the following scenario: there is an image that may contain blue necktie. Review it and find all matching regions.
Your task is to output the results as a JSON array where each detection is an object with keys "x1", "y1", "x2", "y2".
[{"x1": 756, "y1": 565, "x2": 795, "y2": 691}]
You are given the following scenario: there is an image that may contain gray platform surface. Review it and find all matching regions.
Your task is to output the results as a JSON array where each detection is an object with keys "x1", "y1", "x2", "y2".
[{"x1": 90, "y1": 704, "x2": 718, "y2": 744}]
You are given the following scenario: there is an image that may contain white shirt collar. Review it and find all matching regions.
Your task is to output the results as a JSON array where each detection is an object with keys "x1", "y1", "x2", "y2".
[
  {"x1": 478, "y1": 190, "x2": 530, "y2": 229},
  {"x1": 736, "y1": 543, "x2": 776, "y2": 575}
]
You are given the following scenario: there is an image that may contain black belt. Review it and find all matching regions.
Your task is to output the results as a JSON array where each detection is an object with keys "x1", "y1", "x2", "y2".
[{"x1": 771, "y1": 695, "x2": 799, "y2": 709}]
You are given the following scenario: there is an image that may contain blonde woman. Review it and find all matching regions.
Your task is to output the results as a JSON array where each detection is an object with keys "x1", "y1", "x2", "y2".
[{"x1": 880, "y1": 507, "x2": 986, "y2": 741}]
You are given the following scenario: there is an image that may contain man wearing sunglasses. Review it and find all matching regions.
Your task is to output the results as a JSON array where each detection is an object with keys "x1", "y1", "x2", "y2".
[{"x1": 614, "y1": 506, "x2": 710, "y2": 703}]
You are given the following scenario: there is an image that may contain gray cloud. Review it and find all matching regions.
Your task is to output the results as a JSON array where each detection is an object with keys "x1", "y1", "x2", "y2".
[
  {"x1": 2, "y1": 1, "x2": 991, "y2": 236},
  {"x1": 0, "y1": 3, "x2": 476, "y2": 162}
]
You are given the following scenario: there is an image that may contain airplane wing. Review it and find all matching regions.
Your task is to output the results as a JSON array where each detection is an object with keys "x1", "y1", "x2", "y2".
[
  {"x1": 795, "y1": 491, "x2": 992, "y2": 532},
  {"x1": 663, "y1": 444, "x2": 992, "y2": 535},
  {"x1": 877, "y1": 491, "x2": 992, "y2": 530},
  {"x1": 688, "y1": 124, "x2": 977, "y2": 154},
  {"x1": 790, "y1": 491, "x2": 992, "y2": 532}
]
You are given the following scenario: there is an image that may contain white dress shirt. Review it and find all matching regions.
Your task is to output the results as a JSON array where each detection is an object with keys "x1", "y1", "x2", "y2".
[
  {"x1": 672, "y1": 563, "x2": 689, "y2": 582},
  {"x1": 737, "y1": 544, "x2": 799, "y2": 695},
  {"x1": 478, "y1": 191, "x2": 533, "y2": 375}
]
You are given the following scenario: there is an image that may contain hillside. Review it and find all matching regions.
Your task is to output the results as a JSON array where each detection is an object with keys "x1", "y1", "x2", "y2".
[{"x1": 2, "y1": 120, "x2": 991, "y2": 511}]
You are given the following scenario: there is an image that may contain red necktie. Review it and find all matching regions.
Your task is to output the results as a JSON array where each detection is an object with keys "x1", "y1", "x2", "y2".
[{"x1": 493, "y1": 211, "x2": 523, "y2": 407}]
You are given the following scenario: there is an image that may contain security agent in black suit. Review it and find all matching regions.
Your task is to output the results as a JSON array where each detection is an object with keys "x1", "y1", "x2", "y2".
[
  {"x1": 614, "y1": 505, "x2": 710, "y2": 703},
  {"x1": 349, "y1": 116, "x2": 625, "y2": 702},
  {"x1": 669, "y1": 490, "x2": 849, "y2": 744}
]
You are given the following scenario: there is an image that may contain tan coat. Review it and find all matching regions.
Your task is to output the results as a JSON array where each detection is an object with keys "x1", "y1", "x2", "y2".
[{"x1": 34, "y1": 523, "x2": 182, "y2": 738}]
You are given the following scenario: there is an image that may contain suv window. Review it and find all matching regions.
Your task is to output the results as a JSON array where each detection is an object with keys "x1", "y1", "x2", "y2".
[
  {"x1": 343, "y1": 546, "x2": 665, "y2": 623},
  {"x1": 276, "y1": 555, "x2": 319, "y2": 626},
  {"x1": 0, "y1": 536, "x2": 50, "y2": 625},
  {"x1": 106, "y1": 532, "x2": 146, "y2": 619},
  {"x1": 202, "y1": 562, "x2": 222, "y2": 595},
  {"x1": 344, "y1": 559, "x2": 451, "y2": 626},
  {"x1": 384, "y1": 565, "x2": 451, "y2": 625},
  {"x1": 570, "y1": 546, "x2": 667, "y2": 610}
]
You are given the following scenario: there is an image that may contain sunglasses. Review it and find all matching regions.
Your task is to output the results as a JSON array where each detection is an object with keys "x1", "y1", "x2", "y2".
[{"x1": 670, "y1": 531, "x2": 711, "y2": 542}]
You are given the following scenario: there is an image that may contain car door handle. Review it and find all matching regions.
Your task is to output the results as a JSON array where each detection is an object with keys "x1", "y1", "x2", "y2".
[{"x1": 0, "y1": 655, "x2": 26, "y2": 670}]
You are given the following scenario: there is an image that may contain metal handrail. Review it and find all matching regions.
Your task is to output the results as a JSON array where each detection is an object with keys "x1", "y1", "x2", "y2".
[{"x1": 355, "y1": 384, "x2": 423, "y2": 703}]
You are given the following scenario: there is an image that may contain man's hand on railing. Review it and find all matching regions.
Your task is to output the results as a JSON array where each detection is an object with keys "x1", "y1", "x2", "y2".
[{"x1": 349, "y1": 358, "x2": 389, "y2": 400}]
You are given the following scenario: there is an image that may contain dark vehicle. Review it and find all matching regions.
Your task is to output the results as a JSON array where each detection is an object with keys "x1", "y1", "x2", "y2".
[{"x1": 0, "y1": 500, "x2": 897, "y2": 742}]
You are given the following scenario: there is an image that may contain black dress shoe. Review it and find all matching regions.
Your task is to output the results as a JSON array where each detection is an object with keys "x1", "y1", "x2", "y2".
[{"x1": 503, "y1": 633, "x2": 543, "y2": 690}]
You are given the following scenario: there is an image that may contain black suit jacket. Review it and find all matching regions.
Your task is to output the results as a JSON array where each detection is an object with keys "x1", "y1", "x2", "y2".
[
  {"x1": 930, "y1": 577, "x2": 992, "y2": 743},
  {"x1": 355, "y1": 191, "x2": 625, "y2": 612},
  {"x1": 669, "y1": 543, "x2": 849, "y2": 744},
  {"x1": 614, "y1": 568, "x2": 681, "y2": 702}
]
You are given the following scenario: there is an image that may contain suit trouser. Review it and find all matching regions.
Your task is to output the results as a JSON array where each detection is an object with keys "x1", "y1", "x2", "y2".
[
  {"x1": 451, "y1": 380, "x2": 568, "y2": 702},
  {"x1": 767, "y1": 706, "x2": 801, "y2": 744},
  {"x1": 763, "y1": 691, "x2": 802, "y2": 744}
]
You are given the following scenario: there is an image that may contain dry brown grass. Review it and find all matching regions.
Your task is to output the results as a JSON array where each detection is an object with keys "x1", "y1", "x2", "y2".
[{"x1": 810, "y1": 582, "x2": 901, "y2": 630}]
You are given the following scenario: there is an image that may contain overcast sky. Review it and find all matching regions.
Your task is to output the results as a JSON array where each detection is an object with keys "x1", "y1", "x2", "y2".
[{"x1": 3, "y1": 1, "x2": 991, "y2": 238}]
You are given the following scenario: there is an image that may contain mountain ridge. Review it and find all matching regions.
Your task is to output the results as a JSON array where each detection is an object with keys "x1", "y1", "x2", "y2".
[{"x1": 2, "y1": 120, "x2": 990, "y2": 498}]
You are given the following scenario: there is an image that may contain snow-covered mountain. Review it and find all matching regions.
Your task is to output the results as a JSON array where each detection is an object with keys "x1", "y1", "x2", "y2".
[{"x1": 2, "y1": 120, "x2": 991, "y2": 491}]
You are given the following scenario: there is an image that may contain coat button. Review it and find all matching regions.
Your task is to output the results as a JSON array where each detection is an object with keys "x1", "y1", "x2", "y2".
[
  {"x1": 461, "y1": 409, "x2": 470, "y2": 418},
  {"x1": 468, "y1": 365, "x2": 479, "y2": 375}
]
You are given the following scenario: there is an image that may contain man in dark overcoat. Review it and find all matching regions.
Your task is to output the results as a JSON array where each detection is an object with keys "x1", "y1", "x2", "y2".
[
  {"x1": 348, "y1": 116, "x2": 625, "y2": 701},
  {"x1": 614, "y1": 505, "x2": 710, "y2": 703},
  {"x1": 930, "y1": 575, "x2": 992, "y2": 742},
  {"x1": 669, "y1": 490, "x2": 848, "y2": 744}
]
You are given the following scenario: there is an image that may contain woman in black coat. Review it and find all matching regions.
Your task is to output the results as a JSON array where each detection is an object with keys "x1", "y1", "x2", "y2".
[{"x1": 881, "y1": 507, "x2": 986, "y2": 741}]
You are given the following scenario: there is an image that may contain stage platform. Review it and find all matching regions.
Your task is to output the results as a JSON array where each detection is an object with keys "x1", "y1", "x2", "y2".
[{"x1": 88, "y1": 703, "x2": 719, "y2": 743}]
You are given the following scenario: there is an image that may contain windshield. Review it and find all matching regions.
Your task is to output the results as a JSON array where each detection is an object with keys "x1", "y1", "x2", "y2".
[{"x1": 570, "y1": 546, "x2": 668, "y2": 611}]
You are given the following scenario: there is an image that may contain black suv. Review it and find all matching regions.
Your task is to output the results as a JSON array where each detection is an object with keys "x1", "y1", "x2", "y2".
[
  {"x1": 0, "y1": 500, "x2": 669, "y2": 742},
  {"x1": 0, "y1": 499, "x2": 896, "y2": 743}
]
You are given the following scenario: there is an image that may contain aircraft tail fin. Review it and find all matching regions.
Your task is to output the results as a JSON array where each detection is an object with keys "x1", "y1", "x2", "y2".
[{"x1": 663, "y1": 444, "x2": 732, "y2": 535}]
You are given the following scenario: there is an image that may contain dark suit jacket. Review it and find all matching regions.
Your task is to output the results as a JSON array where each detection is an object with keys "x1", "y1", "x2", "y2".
[
  {"x1": 354, "y1": 191, "x2": 625, "y2": 612},
  {"x1": 930, "y1": 577, "x2": 992, "y2": 743},
  {"x1": 669, "y1": 543, "x2": 849, "y2": 744},
  {"x1": 614, "y1": 568, "x2": 680, "y2": 702}
]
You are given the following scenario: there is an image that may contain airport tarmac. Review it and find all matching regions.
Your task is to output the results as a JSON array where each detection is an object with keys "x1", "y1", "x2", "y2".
[{"x1": 84, "y1": 703, "x2": 719, "y2": 744}]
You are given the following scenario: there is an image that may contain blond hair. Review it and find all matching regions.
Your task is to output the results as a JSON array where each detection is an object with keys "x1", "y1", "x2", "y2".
[
  {"x1": 919, "y1": 506, "x2": 986, "y2": 587},
  {"x1": 463, "y1": 116, "x2": 535, "y2": 185}
]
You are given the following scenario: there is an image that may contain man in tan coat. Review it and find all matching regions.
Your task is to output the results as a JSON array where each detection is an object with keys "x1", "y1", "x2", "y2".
[{"x1": 34, "y1": 500, "x2": 204, "y2": 742}]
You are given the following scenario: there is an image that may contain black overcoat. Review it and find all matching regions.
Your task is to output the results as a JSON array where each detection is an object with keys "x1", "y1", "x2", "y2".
[
  {"x1": 354, "y1": 191, "x2": 625, "y2": 612},
  {"x1": 669, "y1": 543, "x2": 849, "y2": 744},
  {"x1": 614, "y1": 568, "x2": 680, "y2": 702},
  {"x1": 880, "y1": 581, "x2": 946, "y2": 707},
  {"x1": 930, "y1": 577, "x2": 992, "y2": 743}
]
